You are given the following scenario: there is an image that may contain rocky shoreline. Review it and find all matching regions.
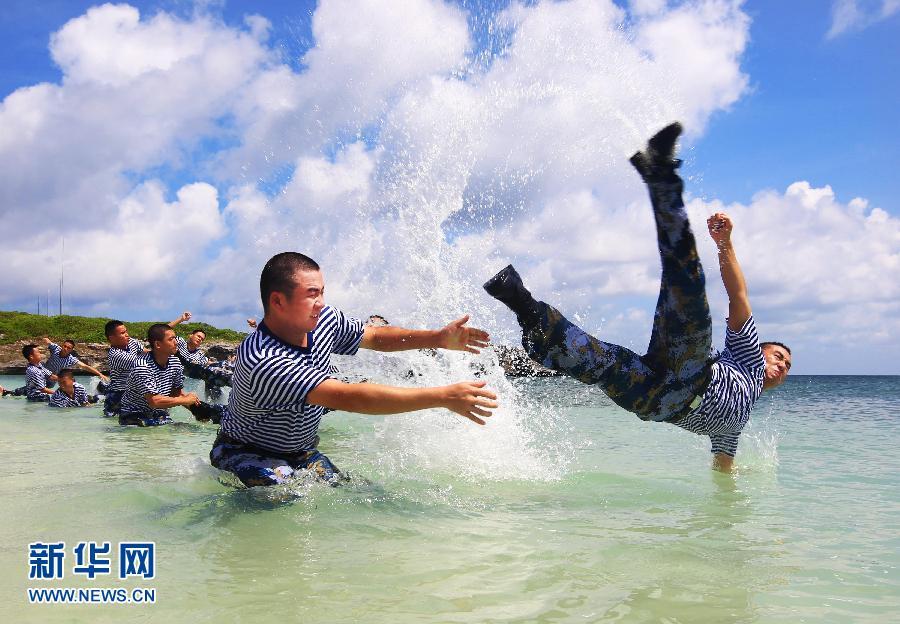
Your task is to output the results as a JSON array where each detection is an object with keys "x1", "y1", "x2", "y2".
[{"x1": 0, "y1": 339, "x2": 558, "y2": 378}]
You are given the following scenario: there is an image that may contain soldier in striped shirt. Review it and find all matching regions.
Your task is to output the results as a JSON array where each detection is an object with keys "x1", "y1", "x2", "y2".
[
  {"x1": 104, "y1": 320, "x2": 147, "y2": 417},
  {"x1": 48, "y1": 369, "x2": 92, "y2": 408},
  {"x1": 168, "y1": 312, "x2": 233, "y2": 390},
  {"x1": 41, "y1": 337, "x2": 109, "y2": 384},
  {"x1": 211, "y1": 252, "x2": 498, "y2": 488},
  {"x1": 167, "y1": 312, "x2": 209, "y2": 365},
  {"x1": 485, "y1": 123, "x2": 791, "y2": 472},
  {"x1": 176, "y1": 330, "x2": 209, "y2": 366},
  {"x1": 119, "y1": 324, "x2": 201, "y2": 426},
  {"x1": 22, "y1": 344, "x2": 58, "y2": 401}
]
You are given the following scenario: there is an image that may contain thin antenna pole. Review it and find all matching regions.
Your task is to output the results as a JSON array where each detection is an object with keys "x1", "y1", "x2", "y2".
[{"x1": 59, "y1": 238, "x2": 65, "y2": 316}]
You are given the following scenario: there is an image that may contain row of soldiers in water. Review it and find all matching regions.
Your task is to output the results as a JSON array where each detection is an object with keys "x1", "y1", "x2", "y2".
[{"x1": 0, "y1": 312, "x2": 247, "y2": 419}]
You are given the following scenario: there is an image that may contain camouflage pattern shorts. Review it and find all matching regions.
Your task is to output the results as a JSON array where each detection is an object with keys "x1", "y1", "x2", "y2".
[
  {"x1": 210, "y1": 432, "x2": 342, "y2": 488},
  {"x1": 118, "y1": 409, "x2": 173, "y2": 427}
]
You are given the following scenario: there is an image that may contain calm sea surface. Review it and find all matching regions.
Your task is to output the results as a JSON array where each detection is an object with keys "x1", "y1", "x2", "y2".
[{"x1": 1, "y1": 371, "x2": 898, "y2": 623}]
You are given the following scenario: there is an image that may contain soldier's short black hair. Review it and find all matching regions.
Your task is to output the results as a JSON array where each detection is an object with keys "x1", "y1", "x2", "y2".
[
  {"x1": 260, "y1": 252, "x2": 320, "y2": 314},
  {"x1": 57, "y1": 368, "x2": 76, "y2": 380},
  {"x1": 147, "y1": 323, "x2": 173, "y2": 350},
  {"x1": 104, "y1": 320, "x2": 125, "y2": 338},
  {"x1": 22, "y1": 344, "x2": 37, "y2": 360},
  {"x1": 760, "y1": 341, "x2": 791, "y2": 355}
]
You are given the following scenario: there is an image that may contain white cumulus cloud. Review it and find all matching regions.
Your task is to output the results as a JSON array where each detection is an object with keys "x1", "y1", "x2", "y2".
[
  {"x1": 0, "y1": 3, "x2": 272, "y2": 306},
  {"x1": 827, "y1": 0, "x2": 900, "y2": 38},
  {"x1": 685, "y1": 182, "x2": 900, "y2": 372}
]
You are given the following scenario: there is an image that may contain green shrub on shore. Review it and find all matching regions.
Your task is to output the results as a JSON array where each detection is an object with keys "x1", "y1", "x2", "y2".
[{"x1": 0, "y1": 311, "x2": 246, "y2": 345}]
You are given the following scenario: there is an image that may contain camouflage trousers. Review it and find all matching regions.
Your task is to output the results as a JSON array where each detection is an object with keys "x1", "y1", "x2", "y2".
[
  {"x1": 181, "y1": 360, "x2": 233, "y2": 388},
  {"x1": 187, "y1": 401, "x2": 226, "y2": 424},
  {"x1": 523, "y1": 175, "x2": 712, "y2": 421},
  {"x1": 103, "y1": 390, "x2": 124, "y2": 417},
  {"x1": 119, "y1": 409, "x2": 173, "y2": 427},
  {"x1": 210, "y1": 432, "x2": 342, "y2": 488}
]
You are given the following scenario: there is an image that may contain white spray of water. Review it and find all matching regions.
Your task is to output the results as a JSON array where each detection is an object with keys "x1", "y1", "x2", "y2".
[
  {"x1": 737, "y1": 397, "x2": 781, "y2": 474},
  {"x1": 251, "y1": 1, "x2": 749, "y2": 482},
  {"x1": 339, "y1": 347, "x2": 573, "y2": 482}
]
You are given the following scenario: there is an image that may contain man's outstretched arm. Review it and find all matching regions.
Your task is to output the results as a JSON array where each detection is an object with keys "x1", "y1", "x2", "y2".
[
  {"x1": 77, "y1": 361, "x2": 109, "y2": 381},
  {"x1": 708, "y1": 212, "x2": 751, "y2": 332},
  {"x1": 359, "y1": 315, "x2": 490, "y2": 354},
  {"x1": 168, "y1": 311, "x2": 192, "y2": 328},
  {"x1": 145, "y1": 389, "x2": 200, "y2": 409},
  {"x1": 307, "y1": 379, "x2": 497, "y2": 425}
]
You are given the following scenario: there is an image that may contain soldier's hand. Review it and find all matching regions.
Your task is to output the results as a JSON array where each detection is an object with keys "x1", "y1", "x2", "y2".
[
  {"x1": 441, "y1": 380, "x2": 497, "y2": 425},
  {"x1": 707, "y1": 212, "x2": 734, "y2": 248},
  {"x1": 439, "y1": 315, "x2": 491, "y2": 354},
  {"x1": 182, "y1": 392, "x2": 201, "y2": 406}
]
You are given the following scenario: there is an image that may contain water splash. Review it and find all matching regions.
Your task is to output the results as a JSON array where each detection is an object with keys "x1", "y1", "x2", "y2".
[
  {"x1": 268, "y1": 2, "x2": 722, "y2": 483},
  {"x1": 337, "y1": 346, "x2": 575, "y2": 482},
  {"x1": 737, "y1": 396, "x2": 781, "y2": 473}
]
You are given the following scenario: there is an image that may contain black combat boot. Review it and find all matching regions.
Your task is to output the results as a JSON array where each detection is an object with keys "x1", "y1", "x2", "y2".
[
  {"x1": 483, "y1": 264, "x2": 541, "y2": 328},
  {"x1": 188, "y1": 401, "x2": 225, "y2": 424},
  {"x1": 629, "y1": 122, "x2": 683, "y2": 182}
]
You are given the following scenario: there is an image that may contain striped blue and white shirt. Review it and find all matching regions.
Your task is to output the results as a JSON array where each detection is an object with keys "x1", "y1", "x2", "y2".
[
  {"x1": 176, "y1": 336, "x2": 207, "y2": 367},
  {"x1": 107, "y1": 338, "x2": 145, "y2": 392},
  {"x1": 119, "y1": 353, "x2": 184, "y2": 416},
  {"x1": 49, "y1": 382, "x2": 89, "y2": 408},
  {"x1": 45, "y1": 342, "x2": 80, "y2": 374},
  {"x1": 669, "y1": 316, "x2": 766, "y2": 457},
  {"x1": 221, "y1": 306, "x2": 365, "y2": 454},
  {"x1": 26, "y1": 363, "x2": 55, "y2": 400}
]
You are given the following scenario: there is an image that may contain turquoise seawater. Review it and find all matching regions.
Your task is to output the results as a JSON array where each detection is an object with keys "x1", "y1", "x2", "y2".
[{"x1": 1, "y1": 372, "x2": 898, "y2": 623}]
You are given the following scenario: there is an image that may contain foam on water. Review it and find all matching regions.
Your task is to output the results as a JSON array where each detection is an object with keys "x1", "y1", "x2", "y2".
[
  {"x1": 733, "y1": 389, "x2": 782, "y2": 474},
  {"x1": 336, "y1": 346, "x2": 575, "y2": 482}
]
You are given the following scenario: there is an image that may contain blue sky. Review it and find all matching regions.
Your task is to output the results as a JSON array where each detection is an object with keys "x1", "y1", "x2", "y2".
[
  {"x1": 3, "y1": 1, "x2": 897, "y2": 210},
  {"x1": 1, "y1": 0, "x2": 898, "y2": 373},
  {"x1": 691, "y1": 1, "x2": 900, "y2": 213}
]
